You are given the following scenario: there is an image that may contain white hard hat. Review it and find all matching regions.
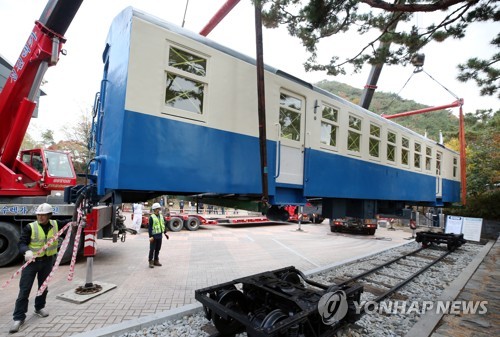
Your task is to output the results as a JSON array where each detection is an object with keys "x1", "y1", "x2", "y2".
[
  {"x1": 36, "y1": 203, "x2": 53, "y2": 214},
  {"x1": 152, "y1": 203, "x2": 161, "y2": 210}
]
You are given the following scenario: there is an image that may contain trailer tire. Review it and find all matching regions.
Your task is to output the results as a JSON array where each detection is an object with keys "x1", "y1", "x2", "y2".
[
  {"x1": 0, "y1": 222, "x2": 21, "y2": 267},
  {"x1": 185, "y1": 217, "x2": 201, "y2": 231},
  {"x1": 168, "y1": 217, "x2": 183, "y2": 232}
]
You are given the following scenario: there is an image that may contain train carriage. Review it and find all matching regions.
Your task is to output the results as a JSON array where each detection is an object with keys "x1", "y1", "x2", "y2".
[{"x1": 90, "y1": 7, "x2": 461, "y2": 219}]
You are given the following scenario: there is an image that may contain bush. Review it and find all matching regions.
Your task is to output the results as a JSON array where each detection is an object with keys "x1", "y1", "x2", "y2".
[{"x1": 445, "y1": 190, "x2": 500, "y2": 220}]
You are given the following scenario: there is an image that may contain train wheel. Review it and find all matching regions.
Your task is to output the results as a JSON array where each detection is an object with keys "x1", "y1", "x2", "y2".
[
  {"x1": 168, "y1": 217, "x2": 183, "y2": 232},
  {"x1": 261, "y1": 309, "x2": 288, "y2": 329},
  {"x1": 212, "y1": 289, "x2": 248, "y2": 336},
  {"x1": 0, "y1": 222, "x2": 21, "y2": 267},
  {"x1": 281, "y1": 270, "x2": 303, "y2": 286},
  {"x1": 185, "y1": 217, "x2": 201, "y2": 231}
]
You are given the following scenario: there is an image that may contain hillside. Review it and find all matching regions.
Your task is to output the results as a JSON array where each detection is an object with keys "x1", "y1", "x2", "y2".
[{"x1": 315, "y1": 80, "x2": 459, "y2": 142}]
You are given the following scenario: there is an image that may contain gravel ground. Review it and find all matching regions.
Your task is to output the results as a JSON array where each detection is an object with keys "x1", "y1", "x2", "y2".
[{"x1": 113, "y1": 241, "x2": 483, "y2": 337}]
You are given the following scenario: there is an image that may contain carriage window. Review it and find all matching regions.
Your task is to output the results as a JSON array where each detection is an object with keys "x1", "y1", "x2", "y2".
[
  {"x1": 414, "y1": 142, "x2": 421, "y2": 168},
  {"x1": 369, "y1": 124, "x2": 380, "y2": 158},
  {"x1": 426, "y1": 146, "x2": 432, "y2": 171},
  {"x1": 169, "y1": 47, "x2": 207, "y2": 76},
  {"x1": 165, "y1": 74, "x2": 204, "y2": 114},
  {"x1": 320, "y1": 104, "x2": 338, "y2": 147},
  {"x1": 347, "y1": 115, "x2": 361, "y2": 152},
  {"x1": 401, "y1": 137, "x2": 409, "y2": 166},
  {"x1": 387, "y1": 131, "x2": 396, "y2": 162},
  {"x1": 453, "y1": 157, "x2": 458, "y2": 177},
  {"x1": 436, "y1": 152, "x2": 442, "y2": 175},
  {"x1": 279, "y1": 93, "x2": 302, "y2": 141},
  {"x1": 165, "y1": 46, "x2": 207, "y2": 115}
]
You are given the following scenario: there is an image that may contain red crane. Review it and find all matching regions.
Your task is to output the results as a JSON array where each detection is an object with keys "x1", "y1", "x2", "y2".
[{"x1": 0, "y1": 0, "x2": 82, "y2": 196}]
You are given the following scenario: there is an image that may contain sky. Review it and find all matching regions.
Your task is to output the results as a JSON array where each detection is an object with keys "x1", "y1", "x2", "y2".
[{"x1": 0, "y1": 0, "x2": 498, "y2": 142}]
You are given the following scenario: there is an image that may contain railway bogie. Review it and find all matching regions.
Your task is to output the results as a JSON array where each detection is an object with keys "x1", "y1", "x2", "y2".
[
  {"x1": 415, "y1": 231, "x2": 466, "y2": 250},
  {"x1": 195, "y1": 266, "x2": 363, "y2": 337}
]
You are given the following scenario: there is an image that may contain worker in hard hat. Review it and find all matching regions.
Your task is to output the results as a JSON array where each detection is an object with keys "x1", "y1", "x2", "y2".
[
  {"x1": 148, "y1": 202, "x2": 169, "y2": 268},
  {"x1": 9, "y1": 203, "x2": 62, "y2": 333}
]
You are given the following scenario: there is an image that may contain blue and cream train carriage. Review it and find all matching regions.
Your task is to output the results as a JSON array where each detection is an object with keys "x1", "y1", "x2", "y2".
[{"x1": 90, "y1": 7, "x2": 461, "y2": 220}]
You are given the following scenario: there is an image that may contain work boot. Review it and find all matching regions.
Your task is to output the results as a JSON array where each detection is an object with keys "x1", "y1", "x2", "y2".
[
  {"x1": 153, "y1": 260, "x2": 162, "y2": 267},
  {"x1": 35, "y1": 308, "x2": 49, "y2": 317},
  {"x1": 149, "y1": 260, "x2": 154, "y2": 268},
  {"x1": 9, "y1": 320, "x2": 24, "y2": 333}
]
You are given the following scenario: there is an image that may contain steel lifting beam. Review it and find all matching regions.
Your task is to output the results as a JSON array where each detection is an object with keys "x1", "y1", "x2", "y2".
[{"x1": 199, "y1": 0, "x2": 241, "y2": 36}]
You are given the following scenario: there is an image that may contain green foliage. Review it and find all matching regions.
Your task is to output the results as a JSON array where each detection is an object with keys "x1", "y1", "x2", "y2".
[
  {"x1": 463, "y1": 109, "x2": 500, "y2": 196},
  {"x1": 446, "y1": 190, "x2": 500, "y2": 221},
  {"x1": 259, "y1": 0, "x2": 500, "y2": 98}
]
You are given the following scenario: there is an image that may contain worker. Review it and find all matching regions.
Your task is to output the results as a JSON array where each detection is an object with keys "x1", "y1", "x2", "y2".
[
  {"x1": 9, "y1": 203, "x2": 61, "y2": 333},
  {"x1": 132, "y1": 202, "x2": 144, "y2": 234},
  {"x1": 148, "y1": 202, "x2": 169, "y2": 268}
]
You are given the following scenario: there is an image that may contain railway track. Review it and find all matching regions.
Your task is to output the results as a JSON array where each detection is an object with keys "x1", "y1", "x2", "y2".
[
  {"x1": 109, "y1": 239, "x2": 486, "y2": 337},
  {"x1": 196, "y1": 236, "x2": 469, "y2": 337}
]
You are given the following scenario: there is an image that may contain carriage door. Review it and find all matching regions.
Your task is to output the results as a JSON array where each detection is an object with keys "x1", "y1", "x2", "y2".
[
  {"x1": 275, "y1": 91, "x2": 306, "y2": 186},
  {"x1": 435, "y1": 151, "x2": 442, "y2": 198}
]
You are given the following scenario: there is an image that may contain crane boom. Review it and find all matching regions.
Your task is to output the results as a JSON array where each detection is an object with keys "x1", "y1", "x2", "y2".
[{"x1": 0, "y1": 0, "x2": 83, "y2": 165}]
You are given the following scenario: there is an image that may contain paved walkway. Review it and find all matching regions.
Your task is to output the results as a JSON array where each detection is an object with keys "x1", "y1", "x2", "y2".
[
  {"x1": 0, "y1": 216, "x2": 414, "y2": 336},
  {"x1": 431, "y1": 237, "x2": 499, "y2": 337}
]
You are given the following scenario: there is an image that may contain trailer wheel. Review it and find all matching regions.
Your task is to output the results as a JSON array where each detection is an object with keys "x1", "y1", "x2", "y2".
[
  {"x1": 0, "y1": 222, "x2": 21, "y2": 267},
  {"x1": 185, "y1": 217, "x2": 201, "y2": 231},
  {"x1": 168, "y1": 217, "x2": 183, "y2": 232}
]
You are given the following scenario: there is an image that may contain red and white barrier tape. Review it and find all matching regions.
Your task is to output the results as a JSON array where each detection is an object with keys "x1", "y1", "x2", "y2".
[
  {"x1": 67, "y1": 223, "x2": 83, "y2": 281},
  {"x1": 36, "y1": 224, "x2": 73, "y2": 296},
  {"x1": 0, "y1": 222, "x2": 73, "y2": 290}
]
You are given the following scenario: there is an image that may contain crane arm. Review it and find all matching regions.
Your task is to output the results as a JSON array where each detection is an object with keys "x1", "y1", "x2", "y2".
[{"x1": 0, "y1": 0, "x2": 83, "y2": 167}]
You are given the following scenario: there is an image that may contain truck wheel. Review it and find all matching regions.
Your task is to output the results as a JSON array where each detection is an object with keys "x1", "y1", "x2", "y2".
[
  {"x1": 0, "y1": 222, "x2": 21, "y2": 267},
  {"x1": 168, "y1": 217, "x2": 183, "y2": 232},
  {"x1": 367, "y1": 229, "x2": 376, "y2": 235},
  {"x1": 185, "y1": 217, "x2": 201, "y2": 231}
]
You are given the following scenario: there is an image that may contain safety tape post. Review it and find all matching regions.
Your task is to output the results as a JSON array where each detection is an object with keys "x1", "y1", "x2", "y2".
[{"x1": 0, "y1": 222, "x2": 73, "y2": 290}]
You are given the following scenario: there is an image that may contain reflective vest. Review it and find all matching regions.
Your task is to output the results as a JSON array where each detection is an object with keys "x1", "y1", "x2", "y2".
[
  {"x1": 151, "y1": 214, "x2": 165, "y2": 235},
  {"x1": 29, "y1": 220, "x2": 58, "y2": 257}
]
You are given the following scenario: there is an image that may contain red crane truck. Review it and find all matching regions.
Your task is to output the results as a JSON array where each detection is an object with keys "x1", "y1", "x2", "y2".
[{"x1": 0, "y1": 0, "x2": 84, "y2": 267}]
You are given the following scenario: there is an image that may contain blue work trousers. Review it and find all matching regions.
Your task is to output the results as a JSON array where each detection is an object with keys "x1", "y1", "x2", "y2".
[{"x1": 13, "y1": 258, "x2": 53, "y2": 321}]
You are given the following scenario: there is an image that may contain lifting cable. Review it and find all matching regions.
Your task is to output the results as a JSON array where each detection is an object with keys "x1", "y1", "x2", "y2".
[
  {"x1": 181, "y1": 0, "x2": 190, "y2": 27},
  {"x1": 384, "y1": 66, "x2": 462, "y2": 111}
]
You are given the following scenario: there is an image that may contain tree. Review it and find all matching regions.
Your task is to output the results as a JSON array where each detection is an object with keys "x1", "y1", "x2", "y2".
[
  {"x1": 41, "y1": 129, "x2": 55, "y2": 147},
  {"x1": 259, "y1": 0, "x2": 499, "y2": 97},
  {"x1": 462, "y1": 109, "x2": 499, "y2": 196},
  {"x1": 50, "y1": 111, "x2": 93, "y2": 183}
]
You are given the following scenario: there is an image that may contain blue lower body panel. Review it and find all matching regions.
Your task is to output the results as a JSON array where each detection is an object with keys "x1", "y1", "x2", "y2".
[{"x1": 95, "y1": 109, "x2": 460, "y2": 205}]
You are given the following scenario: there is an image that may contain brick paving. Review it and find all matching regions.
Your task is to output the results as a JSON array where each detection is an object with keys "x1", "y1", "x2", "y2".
[{"x1": 430, "y1": 238, "x2": 499, "y2": 337}]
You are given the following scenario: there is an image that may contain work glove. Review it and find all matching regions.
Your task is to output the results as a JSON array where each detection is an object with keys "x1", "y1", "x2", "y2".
[
  {"x1": 24, "y1": 250, "x2": 34, "y2": 262},
  {"x1": 149, "y1": 237, "x2": 154, "y2": 243},
  {"x1": 164, "y1": 232, "x2": 169, "y2": 240}
]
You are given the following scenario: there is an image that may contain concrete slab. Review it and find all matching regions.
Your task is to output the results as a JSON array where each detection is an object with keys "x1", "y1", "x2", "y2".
[{"x1": 56, "y1": 281, "x2": 117, "y2": 304}]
